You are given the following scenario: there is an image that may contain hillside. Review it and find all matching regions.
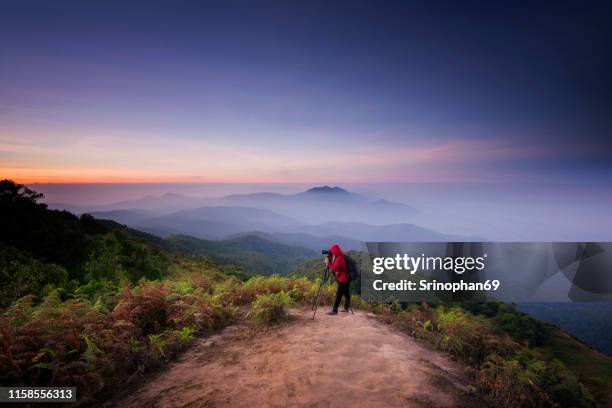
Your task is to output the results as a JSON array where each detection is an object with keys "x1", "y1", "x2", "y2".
[
  {"x1": 91, "y1": 206, "x2": 299, "y2": 240},
  {"x1": 292, "y1": 221, "x2": 477, "y2": 242},
  {"x1": 226, "y1": 230, "x2": 364, "y2": 251},
  {"x1": 0, "y1": 180, "x2": 172, "y2": 307},
  {"x1": 518, "y1": 302, "x2": 612, "y2": 356},
  {"x1": 1, "y1": 181, "x2": 610, "y2": 407},
  {"x1": 166, "y1": 234, "x2": 316, "y2": 276}
]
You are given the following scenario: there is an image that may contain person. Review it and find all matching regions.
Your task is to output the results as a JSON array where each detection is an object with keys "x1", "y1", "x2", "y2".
[{"x1": 324, "y1": 243, "x2": 350, "y2": 315}]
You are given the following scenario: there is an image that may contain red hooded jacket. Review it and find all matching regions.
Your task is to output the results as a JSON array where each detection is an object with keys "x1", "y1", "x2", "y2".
[{"x1": 328, "y1": 244, "x2": 349, "y2": 283}]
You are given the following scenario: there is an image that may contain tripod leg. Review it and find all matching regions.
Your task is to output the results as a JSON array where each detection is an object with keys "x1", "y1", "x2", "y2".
[
  {"x1": 311, "y1": 266, "x2": 329, "y2": 310},
  {"x1": 312, "y1": 280, "x2": 325, "y2": 319},
  {"x1": 312, "y1": 274, "x2": 325, "y2": 318},
  {"x1": 313, "y1": 267, "x2": 328, "y2": 310},
  {"x1": 311, "y1": 278, "x2": 324, "y2": 311},
  {"x1": 312, "y1": 267, "x2": 329, "y2": 319},
  {"x1": 312, "y1": 290, "x2": 321, "y2": 319}
]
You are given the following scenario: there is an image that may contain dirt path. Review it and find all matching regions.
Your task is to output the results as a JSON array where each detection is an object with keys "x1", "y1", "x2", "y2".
[{"x1": 115, "y1": 308, "x2": 480, "y2": 408}]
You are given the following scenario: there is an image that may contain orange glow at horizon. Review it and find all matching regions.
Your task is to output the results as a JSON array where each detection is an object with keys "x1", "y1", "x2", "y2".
[
  {"x1": 1, "y1": 168, "x2": 316, "y2": 184},
  {"x1": 2, "y1": 169, "x2": 451, "y2": 185},
  {"x1": 0, "y1": 132, "x2": 540, "y2": 185},
  {"x1": 1, "y1": 167, "x2": 506, "y2": 185}
]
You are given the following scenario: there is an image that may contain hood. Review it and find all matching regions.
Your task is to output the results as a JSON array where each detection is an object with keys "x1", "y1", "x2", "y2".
[{"x1": 329, "y1": 243, "x2": 343, "y2": 257}]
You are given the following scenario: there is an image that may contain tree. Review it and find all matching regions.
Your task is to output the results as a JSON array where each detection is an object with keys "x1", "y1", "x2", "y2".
[
  {"x1": 84, "y1": 234, "x2": 125, "y2": 282},
  {"x1": 0, "y1": 179, "x2": 44, "y2": 204}
]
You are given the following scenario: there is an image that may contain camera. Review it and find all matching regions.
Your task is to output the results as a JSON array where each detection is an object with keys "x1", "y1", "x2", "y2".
[{"x1": 321, "y1": 249, "x2": 329, "y2": 255}]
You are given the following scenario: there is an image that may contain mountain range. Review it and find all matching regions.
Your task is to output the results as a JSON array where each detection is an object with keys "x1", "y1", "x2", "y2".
[
  {"x1": 90, "y1": 206, "x2": 299, "y2": 240},
  {"x1": 50, "y1": 186, "x2": 475, "y2": 254},
  {"x1": 51, "y1": 186, "x2": 416, "y2": 224},
  {"x1": 218, "y1": 186, "x2": 417, "y2": 224}
]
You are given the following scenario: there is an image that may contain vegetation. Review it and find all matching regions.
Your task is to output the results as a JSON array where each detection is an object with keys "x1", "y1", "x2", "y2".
[
  {"x1": 534, "y1": 327, "x2": 612, "y2": 405},
  {"x1": 292, "y1": 254, "x2": 610, "y2": 407},
  {"x1": 248, "y1": 291, "x2": 293, "y2": 325},
  {"x1": 0, "y1": 267, "x2": 323, "y2": 404},
  {"x1": 0, "y1": 180, "x2": 172, "y2": 307},
  {"x1": 0, "y1": 181, "x2": 326, "y2": 403},
  {"x1": 373, "y1": 302, "x2": 603, "y2": 408},
  {"x1": 167, "y1": 233, "x2": 316, "y2": 276},
  {"x1": 0, "y1": 180, "x2": 609, "y2": 407}
]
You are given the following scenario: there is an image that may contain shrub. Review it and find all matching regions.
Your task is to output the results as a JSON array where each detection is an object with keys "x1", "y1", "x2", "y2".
[
  {"x1": 248, "y1": 291, "x2": 293, "y2": 326},
  {"x1": 539, "y1": 359, "x2": 596, "y2": 408},
  {"x1": 213, "y1": 277, "x2": 250, "y2": 305},
  {"x1": 0, "y1": 275, "x2": 238, "y2": 403},
  {"x1": 111, "y1": 284, "x2": 169, "y2": 335},
  {"x1": 308, "y1": 279, "x2": 336, "y2": 306},
  {"x1": 493, "y1": 305, "x2": 548, "y2": 346},
  {"x1": 0, "y1": 244, "x2": 69, "y2": 307},
  {"x1": 242, "y1": 275, "x2": 286, "y2": 299},
  {"x1": 283, "y1": 277, "x2": 313, "y2": 302},
  {"x1": 178, "y1": 327, "x2": 194, "y2": 343},
  {"x1": 434, "y1": 305, "x2": 492, "y2": 363},
  {"x1": 478, "y1": 353, "x2": 596, "y2": 408},
  {"x1": 479, "y1": 353, "x2": 552, "y2": 408}
]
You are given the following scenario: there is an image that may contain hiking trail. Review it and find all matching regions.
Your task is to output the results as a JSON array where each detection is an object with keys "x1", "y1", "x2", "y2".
[{"x1": 114, "y1": 308, "x2": 481, "y2": 407}]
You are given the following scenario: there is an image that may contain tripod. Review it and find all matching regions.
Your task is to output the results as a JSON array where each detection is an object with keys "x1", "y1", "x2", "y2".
[
  {"x1": 311, "y1": 264, "x2": 354, "y2": 319},
  {"x1": 311, "y1": 265, "x2": 330, "y2": 319}
]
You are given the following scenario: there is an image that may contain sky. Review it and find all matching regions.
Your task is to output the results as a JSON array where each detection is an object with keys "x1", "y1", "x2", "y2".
[{"x1": 1, "y1": 0, "x2": 611, "y2": 184}]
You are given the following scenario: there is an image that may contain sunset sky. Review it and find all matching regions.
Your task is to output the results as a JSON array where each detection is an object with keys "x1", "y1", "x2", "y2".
[{"x1": 1, "y1": 1, "x2": 611, "y2": 184}]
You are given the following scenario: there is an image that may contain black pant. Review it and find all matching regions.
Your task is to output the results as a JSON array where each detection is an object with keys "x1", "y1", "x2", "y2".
[{"x1": 333, "y1": 281, "x2": 351, "y2": 312}]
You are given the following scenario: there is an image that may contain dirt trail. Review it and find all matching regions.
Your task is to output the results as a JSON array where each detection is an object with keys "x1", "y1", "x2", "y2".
[{"x1": 116, "y1": 308, "x2": 479, "y2": 407}]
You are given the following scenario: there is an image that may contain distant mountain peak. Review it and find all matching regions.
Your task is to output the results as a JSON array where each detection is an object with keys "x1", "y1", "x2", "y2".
[
  {"x1": 161, "y1": 192, "x2": 185, "y2": 198},
  {"x1": 304, "y1": 186, "x2": 349, "y2": 194}
]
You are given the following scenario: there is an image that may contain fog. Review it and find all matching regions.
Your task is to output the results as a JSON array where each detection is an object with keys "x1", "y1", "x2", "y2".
[
  {"x1": 346, "y1": 182, "x2": 612, "y2": 241},
  {"x1": 32, "y1": 182, "x2": 612, "y2": 242}
]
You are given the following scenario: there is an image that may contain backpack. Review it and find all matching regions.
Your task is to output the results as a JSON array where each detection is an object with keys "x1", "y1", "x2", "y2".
[{"x1": 345, "y1": 254, "x2": 359, "y2": 282}]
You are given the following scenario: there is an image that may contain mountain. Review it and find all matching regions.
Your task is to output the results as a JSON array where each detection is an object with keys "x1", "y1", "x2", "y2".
[
  {"x1": 51, "y1": 186, "x2": 417, "y2": 226},
  {"x1": 223, "y1": 191, "x2": 285, "y2": 201},
  {"x1": 167, "y1": 234, "x2": 316, "y2": 275},
  {"x1": 219, "y1": 186, "x2": 417, "y2": 224},
  {"x1": 285, "y1": 221, "x2": 475, "y2": 242},
  {"x1": 90, "y1": 210, "x2": 471, "y2": 247},
  {"x1": 92, "y1": 206, "x2": 300, "y2": 239},
  {"x1": 305, "y1": 186, "x2": 348, "y2": 194},
  {"x1": 225, "y1": 231, "x2": 364, "y2": 252},
  {"x1": 92, "y1": 211, "x2": 467, "y2": 246},
  {"x1": 50, "y1": 186, "x2": 472, "y2": 253},
  {"x1": 89, "y1": 209, "x2": 154, "y2": 225},
  {"x1": 297, "y1": 186, "x2": 357, "y2": 198},
  {"x1": 49, "y1": 192, "x2": 208, "y2": 214}
]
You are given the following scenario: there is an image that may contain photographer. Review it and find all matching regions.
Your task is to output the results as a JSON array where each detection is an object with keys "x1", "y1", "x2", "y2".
[{"x1": 324, "y1": 243, "x2": 350, "y2": 315}]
